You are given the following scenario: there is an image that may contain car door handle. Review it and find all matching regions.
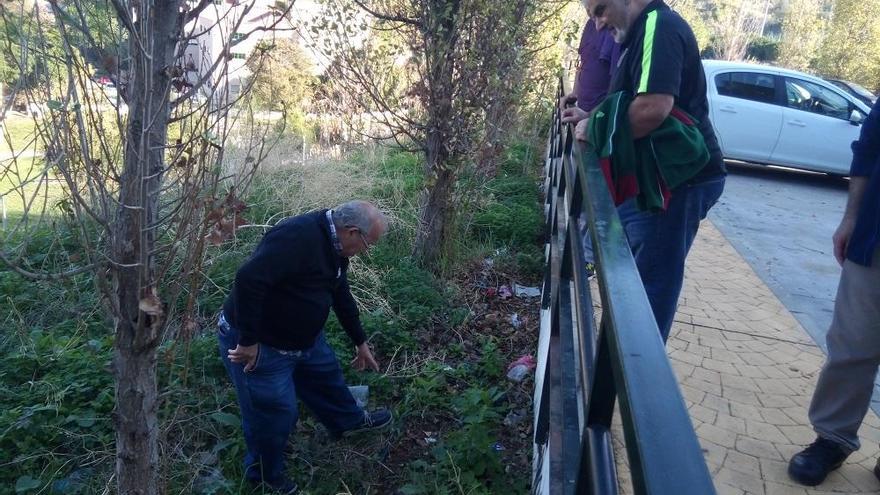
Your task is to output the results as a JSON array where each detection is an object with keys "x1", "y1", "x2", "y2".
[
  {"x1": 787, "y1": 120, "x2": 807, "y2": 127},
  {"x1": 719, "y1": 105, "x2": 737, "y2": 113}
]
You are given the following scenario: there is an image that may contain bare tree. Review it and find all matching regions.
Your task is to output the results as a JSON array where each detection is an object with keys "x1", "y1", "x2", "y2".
[
  {"x1": 311, "y1": 0, "x2": 557, "y2": 268},
  {"x1": 0, "y1": 0, "x2": 292, "y2": 492},
  {"x1": 710, "y1": 0, "x2": 763, "y2": 61}
]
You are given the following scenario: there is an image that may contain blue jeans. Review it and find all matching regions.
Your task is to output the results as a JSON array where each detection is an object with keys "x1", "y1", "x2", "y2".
[
  {"x1": 617, "y1": 176, "x2": 725, "y2": 341},
  {"x1": 218, "y1": 317, "x2": 364, "y2": 485}
]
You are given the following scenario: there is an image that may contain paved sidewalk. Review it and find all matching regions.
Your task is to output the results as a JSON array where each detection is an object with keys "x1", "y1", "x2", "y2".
[{"x1": 612, "y1": 221, "x2": 880, "y2": 495}]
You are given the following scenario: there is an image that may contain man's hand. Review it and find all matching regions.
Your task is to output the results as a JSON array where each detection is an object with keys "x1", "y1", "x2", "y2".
[
  {"x1": 351, "y1": 342, "x2": 380, "y2": 372},
  {"x1": 574, "y1": 119, "x2": 590, "y2": 142},
  {"x1": 559, "y1": 91, "x2": 577, "y2": 111},
  {"x1": 228, "y1": 343, "x2": 259, "y2": 372},
  {"x1": 832, "y1": 216, "x2": 856, "y2": 266},
  {"x1": 562, "y1": 106, "x2": 589, "y2": 125}
]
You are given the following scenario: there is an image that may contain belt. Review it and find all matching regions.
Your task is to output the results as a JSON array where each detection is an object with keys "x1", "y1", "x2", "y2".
[{"x1": 218, "y1": 312, "x2": 304, "y2": 357}]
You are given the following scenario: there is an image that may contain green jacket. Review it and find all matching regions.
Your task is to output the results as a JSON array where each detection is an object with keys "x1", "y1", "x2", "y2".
[{"x1": 587, "y1": 91, "x2": 709, "y2": 212}]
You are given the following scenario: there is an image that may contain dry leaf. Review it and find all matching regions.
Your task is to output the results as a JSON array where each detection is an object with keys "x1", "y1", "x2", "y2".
[{"x1": 139, "y1": 289, "x2": 164, "y2": 317}]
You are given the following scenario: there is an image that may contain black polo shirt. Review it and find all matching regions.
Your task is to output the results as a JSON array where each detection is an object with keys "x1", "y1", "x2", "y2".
[{"x1": 610, "y1": 0, "x2": 725, "y2": 182}]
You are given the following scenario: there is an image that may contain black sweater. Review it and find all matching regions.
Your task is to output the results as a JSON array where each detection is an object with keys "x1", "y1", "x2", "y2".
[{"x1": 222, "y1": 209, "x2": 367, "y2": 350}]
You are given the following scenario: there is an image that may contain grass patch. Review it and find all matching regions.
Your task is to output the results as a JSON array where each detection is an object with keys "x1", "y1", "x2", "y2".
[{"x1": 0, "y1": 135, "x2": 545, "y2": 494}]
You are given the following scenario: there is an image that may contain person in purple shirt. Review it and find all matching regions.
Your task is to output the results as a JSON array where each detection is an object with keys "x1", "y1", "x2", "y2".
[
  {"x1": 560, "y1": 16, "x2": 620, "y2": 275},
  {"x1": 560, "y1": 17, "x2": 620, "y2": 118}
]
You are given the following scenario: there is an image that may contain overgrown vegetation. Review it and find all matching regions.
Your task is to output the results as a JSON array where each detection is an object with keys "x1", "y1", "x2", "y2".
[{"x1": 1, "y1": 136, "x2": 545, "y2": 494}]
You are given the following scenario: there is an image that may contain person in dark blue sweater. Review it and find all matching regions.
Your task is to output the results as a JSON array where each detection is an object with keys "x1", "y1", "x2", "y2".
[
  {"x1": 218, "y1": 200, "x2": 391, "y2": 494},
  {"x1": 788, "y1": 100, "x2": 880, "y2": 486}
]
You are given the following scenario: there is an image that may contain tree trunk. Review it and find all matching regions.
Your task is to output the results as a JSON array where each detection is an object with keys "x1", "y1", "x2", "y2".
[
  {"x1": 113, "y1": 325, "x2": 160, "y2": 495},
  {"x1": 412, "y1": 0, "x2": 461, "y2": 269},
  {"x1": 414, "y1": 133, "x2": 454, "y2": 267},
  {"x1": 111, "y1": 2, "x2": 181, "y2": 493}
]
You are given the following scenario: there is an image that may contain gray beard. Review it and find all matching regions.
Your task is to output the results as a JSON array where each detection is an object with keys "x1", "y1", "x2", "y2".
[{"x1": 612, "y1": 28, "x2": 627, "y2": 43}]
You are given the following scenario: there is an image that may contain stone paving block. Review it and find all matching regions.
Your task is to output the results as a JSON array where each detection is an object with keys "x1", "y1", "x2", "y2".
[
  {"x1": 687, "y1": 341, "x2": 714, "y2": 358},
  {"x1": 760, "y1": 409, "x2": 799, "y2": 427},
  {"x1": 773, "y1": 442, "x2": 806, "y2": 460},
  {"x1": 723, "y1": 385, "x2": 764, "y2": 407},
  {"x1": 717, "y1": 482, "x2": 747, "y2": 495},
  {"x1": 671, "y1": 360, "x2": 697, "y2": 379},
  {"x1": 737, "y1": 436, "x2": 784, "y2": 461},
  {"x1": 763, "y1": 481, "x2": 809, "y2": 495},
  {"x1": 716, "y1": 467, "x2": 766, "y2": 495},
  {"x1": 746, "y1": 420, "x2": 791, "y2": 444},
  {"x1": 859, "y1": 423, "x2": 880, "y2": 444},
  {"x1": 686, "y1": 375, "x2": 724, "y2": 395},
  {"x1": 722, "y1": 374, "x2": 759, "y2": 391},
  {"x1": 781, "y1": 406, "x2": 810, "y2": 426},
  {"x1": 753, "y1": 377, "x2": 798, "y2": 396},
  {"x1": 700, "y1": 437, "x2": 729, "y2": 466},
  {"x1": 689, "y1": 402, "x2": 719, "y2": 424},
  {"x1": 703, "y1": 392, "x2": 733, "y2": 415},
  {"x1": 680, "y1": 382, "x2": 708, "y2": 405},
  {"x1": 730, "y1": 402, "x2": 763, "y2": 422},
  {"x1": 713, "y1": 347, "x2": 748, "y2": 364},
  {"x1": 693, "y1": 367, "x2": 723, "y2": 385},
  {"x1": 757, "y1": 393, "x2": 799, "y2": 409},
  {"x1": 698, "y1": 422, "x2": 739, "y2": 449},
  {"x1": 760, "y1": 457, "x2": 796, "y2": 484},
  {"x1": 838, "y1": 465, "x2": 880, "y2": 492},
  {"x1": 672, "y1": 347, "x2": 705, "y2": 367},
  {"x1": 737, "y1": 352, "x2": 778, "y2": 367},
  {"x1": 706, "y1": 358, "x2": 744, "y2": 375},
  {"x1": 735, "y1": 363, "x2": 770, "y2": 379},
  {"x1": 778, "y1": 425, "x2": 819, "y2": 446},
  {"x1": 715, "y1": 414, "x2": 748, "y2": 436},
  {"x1": 813, "y1": 469, "x2": 858, "y2": 492},
  {"x1": 724, "y1": 450, "x2": 761, "y2": 477}
]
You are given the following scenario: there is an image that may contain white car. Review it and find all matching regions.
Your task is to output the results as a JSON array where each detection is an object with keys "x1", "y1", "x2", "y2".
[{"x1": 703, "y1": 60, "x2": 871, "y2": 176}]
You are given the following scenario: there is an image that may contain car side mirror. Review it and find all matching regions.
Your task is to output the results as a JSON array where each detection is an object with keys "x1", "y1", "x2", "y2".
[{"x1": 850, "y1": 109, "x2": 865, "y2": 125}]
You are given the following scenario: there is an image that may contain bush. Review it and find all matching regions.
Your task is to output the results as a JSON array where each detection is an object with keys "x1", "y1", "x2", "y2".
[
  {"x1": 382, "y1": 261, "x2": 445, "y2": 328},
  {"x1": 472, "y1": 200, "x2": 542, "y2": 248},
  {"x1": 747, "y1": 36, "x2": 780, "y2": 62}
]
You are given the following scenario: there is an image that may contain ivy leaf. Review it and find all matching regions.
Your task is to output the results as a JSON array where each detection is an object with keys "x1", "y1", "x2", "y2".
[
  {"x1": 46, "y1": 100, "x2": 63, "y2": 111},
  {"x1": 210, "y1": 411, "x2": 240, "y2": 428},
  {"x1": 15, "y1": 476, "x2": 40, "y2": 493}
]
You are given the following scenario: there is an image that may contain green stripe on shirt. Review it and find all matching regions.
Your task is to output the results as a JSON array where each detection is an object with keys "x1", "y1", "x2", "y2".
[{"x1": 638, "y1": 10, "x2": 658, "y2": 93}]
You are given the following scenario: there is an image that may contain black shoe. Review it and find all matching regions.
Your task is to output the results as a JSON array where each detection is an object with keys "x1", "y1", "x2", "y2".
[
  {"x1": 788, "y1": 437, "x2": 849, "y2": 486},
  {"x1": 874, "y1": 458, "x2": 880, "y2": 482},
  {"x1": 248, "y1": 477, "x2": 299, "y2": 494},
  {"x1": 335, "y1": 408, "x2": 393, "y2": 438}
]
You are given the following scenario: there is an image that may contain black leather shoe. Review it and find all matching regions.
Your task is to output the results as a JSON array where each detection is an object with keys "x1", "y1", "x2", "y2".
[
  {"x1": 334, "y1": 408, "x2": 393, "y2": 438},
  {"x1": 788, "y1": 437, "x2": 849, "y2": 486}
]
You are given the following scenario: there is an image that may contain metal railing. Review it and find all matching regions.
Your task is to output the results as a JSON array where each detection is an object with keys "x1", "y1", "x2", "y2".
[{"x1": 531, "y1": 79, "x2": 716, "y2": 494}]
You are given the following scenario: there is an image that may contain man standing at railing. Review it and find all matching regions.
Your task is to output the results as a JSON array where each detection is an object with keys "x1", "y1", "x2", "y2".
[
  {"x1": 562, "y1": 0, "x2": 725, "y2": 342},
  {"x1": 787, "y1": 99, "x2": 880, "y2": 487},
  {"x1": 559, "y1": 15, "x2": 620, "y2": 275}
]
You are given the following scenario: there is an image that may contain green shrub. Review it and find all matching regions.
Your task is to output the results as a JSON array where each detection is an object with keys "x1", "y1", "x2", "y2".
[
  {"x1": 381, "y1": 261, "x2": 445, "y2": 328},
  {"x1": 472, "y1": 201, "x2": 542, "y2": 248}
]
